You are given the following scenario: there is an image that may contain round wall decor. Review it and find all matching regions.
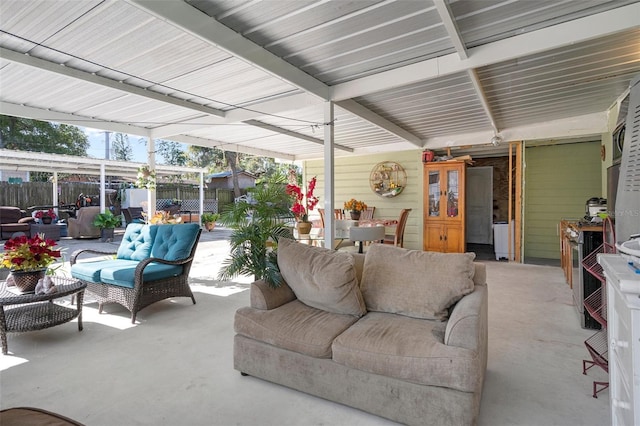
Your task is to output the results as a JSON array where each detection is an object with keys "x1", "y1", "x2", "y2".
[{"x1": 369, "y1": 161, "x2": 406, "y2": 198}]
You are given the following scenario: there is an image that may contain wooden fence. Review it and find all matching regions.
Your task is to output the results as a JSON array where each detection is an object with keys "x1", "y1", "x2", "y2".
[{"x1": 0, "y1": 182, "x2": 239, "y2": 213}]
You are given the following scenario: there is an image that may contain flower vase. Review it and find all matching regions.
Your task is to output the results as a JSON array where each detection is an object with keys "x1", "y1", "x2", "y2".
[
  {"x1": 350, "y1": 210, "x2": 361, "y2": 220},
  {"x1": 297, "y1": 221, "x2": 312, "y2": 235},
  {"x1": 10, "y1": 269, "x2": 46, "y2": 292}
]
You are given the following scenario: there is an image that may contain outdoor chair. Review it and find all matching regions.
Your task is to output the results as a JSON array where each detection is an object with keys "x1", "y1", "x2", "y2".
[
  {"x1": 67, "y1": 206, "x2": 101, "y2": 239},
  {"x1": 383, "y1": 208, "x2": 411, "y2": 248},
  {"x1": 123, "y1": 207, "x2": 145, "y2": 225},
  {"x1": 70, "y1": 223, "x2": 202, "y2": 322}
]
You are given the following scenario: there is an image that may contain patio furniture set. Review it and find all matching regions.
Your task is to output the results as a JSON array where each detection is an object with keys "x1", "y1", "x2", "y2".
[{"x1": 0, "y1": 222, "x2": 202, "y2": 354}]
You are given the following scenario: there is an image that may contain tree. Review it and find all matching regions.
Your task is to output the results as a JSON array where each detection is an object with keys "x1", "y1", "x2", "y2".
[
  {"x1": 112, "y1": 133, "x2": 133, "y2": 161},
  {"x1": 186, "y1": 145, "x2": 223, "y2": 169},
  {"x1": 156, "y1": 140, "x2": 187, "y2": 166},
  {"x1": 0, "y1": 115, "x2": 89, "y2": 156}
]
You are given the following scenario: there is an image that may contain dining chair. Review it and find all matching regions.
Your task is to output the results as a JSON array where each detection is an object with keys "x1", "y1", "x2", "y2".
[
  {"x1": 383, "y1": 208, "x2": 412, "y2": 248},
  {"x1": 318, "y1": 208, "x2": 345, "y2": 228},
  {"x1": 360, "y1": 207, "x2": 375, "y2": 220}
]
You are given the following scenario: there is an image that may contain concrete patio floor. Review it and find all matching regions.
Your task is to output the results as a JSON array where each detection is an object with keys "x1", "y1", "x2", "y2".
[{"x1": 0, "y1": 227, "x2": 610, "y2": 425}]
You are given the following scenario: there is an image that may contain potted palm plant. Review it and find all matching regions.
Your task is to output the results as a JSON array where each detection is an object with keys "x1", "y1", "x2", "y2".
[
  {"x1": 217, "y1": 179, "x2": 293, "y2": 288},
  {"x1": 201, "y1": 212, "x2": 220, "y2": 232},
  {"x1": 92, "y1": 211, "x2": 122, "y2": 242}
]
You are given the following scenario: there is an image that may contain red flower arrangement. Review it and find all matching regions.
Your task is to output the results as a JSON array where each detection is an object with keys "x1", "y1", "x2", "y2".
[
  {"x1": 286, "y1": 176, "x2": 319, "y2": 223},
  {"x1": 2, "y1": 234, "x2": 61, "y2": 271},
  {"x1": 34, "y1": 208, "x2": 57, "y2": 221}
]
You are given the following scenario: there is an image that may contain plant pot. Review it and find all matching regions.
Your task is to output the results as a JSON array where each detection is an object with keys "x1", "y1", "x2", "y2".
[
  {"x1": 296, "y1": 221, "x2": 312, "y2": 235},
  {"x1": 10, "y1": 269, "x2": 46, "y2": 292},
  {"x1": 204, "y1": 222, "x2": 216, "y2": 232},
  {"x1": 100, "y1": 228, "x2": 115, "y2": 242},
  {"x1": 350, "y1": 211, "x2": 361, "y2": 220},
  {"x1": 42, "y1": 216, "x2": 53, "y2": 224}
]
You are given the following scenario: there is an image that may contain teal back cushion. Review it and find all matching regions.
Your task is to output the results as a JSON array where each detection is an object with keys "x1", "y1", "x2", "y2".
[
  {"x1": 117, "y1": 224, "x2": 157, "y2": 261},
  {"x1": 150, "y1": 223, "x2": 200, "y2": 261}
]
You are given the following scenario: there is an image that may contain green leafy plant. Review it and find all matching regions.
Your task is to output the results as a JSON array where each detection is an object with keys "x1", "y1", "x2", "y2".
[
  {"x1": 217, "y1": 181, "x2": 294, "y2": 288},
  {"x1": 201, "y1": 212, "x2": 220, "y2": 224},
  {"x1": 92, "y1": 211, "x2": 122, "y2": 229}
]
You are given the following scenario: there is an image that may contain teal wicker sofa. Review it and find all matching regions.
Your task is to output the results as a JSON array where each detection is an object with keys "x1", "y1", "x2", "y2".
[{"x1": 70, "y1": 223, "x2": 202, "y2": 322}]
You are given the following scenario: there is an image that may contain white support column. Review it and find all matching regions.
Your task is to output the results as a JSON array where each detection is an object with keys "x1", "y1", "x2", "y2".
[
  {"x1": 199, "y1": 171, "x2": 204, "y2": 222},
  {"x1": 323, "y1": 101, "x2": 335, "y2": 249},
  {"x1": 147, "y1": 138, "x2": 156, "y2": 217},
  {"x1": 52, "y1": 172, "x2": 58, "y2": 216},
  {"x1": 100, "y1": 163, "x2": 106, "y2": 213}
]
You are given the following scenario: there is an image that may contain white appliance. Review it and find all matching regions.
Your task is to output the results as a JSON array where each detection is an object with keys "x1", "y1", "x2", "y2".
[{"x1": 493, "y1": 221, "x2": 514, "y2": 260}]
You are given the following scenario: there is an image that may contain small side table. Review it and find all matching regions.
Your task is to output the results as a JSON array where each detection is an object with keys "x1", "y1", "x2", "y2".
[
  {"x1": 30, "y1": 223, "x2": 61, "y2": 241},
  {"x1": 0, "y1": 277, "x2": 86, "y2": 355}
]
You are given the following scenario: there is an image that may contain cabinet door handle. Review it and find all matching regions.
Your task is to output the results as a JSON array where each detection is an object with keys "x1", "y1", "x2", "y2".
[
  {"x1": 439, "y1": 235, "x2": 443, "y2": 241},
  {"x1": 444, "y1": 235, "x2": 447, "y2": 241}
]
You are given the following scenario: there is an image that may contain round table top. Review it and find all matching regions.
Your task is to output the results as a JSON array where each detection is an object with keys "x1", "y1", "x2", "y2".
[{"x1": 0, "y1": 276, "x2": 85, "y2": 305}]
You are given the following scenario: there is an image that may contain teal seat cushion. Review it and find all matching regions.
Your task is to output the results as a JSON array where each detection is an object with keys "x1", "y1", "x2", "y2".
[
  {"x1": 71, "y1": 259, "x2": 127, "y2": 283},
  {"x1": 99, "y1": 262, "x2": 183, "y2": 288},
  {"x1": 151, "y1": 223, "x2": 200, "y2": 261},
  {"x1": 117, "y1": 224, "x2": 157, "y2": 261}
]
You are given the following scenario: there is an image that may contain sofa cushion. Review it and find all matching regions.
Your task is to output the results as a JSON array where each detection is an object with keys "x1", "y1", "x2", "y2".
[
  {"x1": 71, "y1": 259, "x2": 131, "y2": 283},
  {"x1": 100, "y1": 261, "x2": 183, "y2": 288},
  {"x1": 332, "y1": 312, "x2": 480, "y2": 392},
  {"x1": 277, "y1": 237, "x2": 366, "y2": 317},
  {"x1": 117, "y1": 224, "x2": 157, "y2": 261},
  {"x1": 235, "y1": 300, "x2": 359, "y2": 358},
  {"x1": 360, "y1": 244, "x2": 475, "y2": 320},
  {"x1": 151, "y1": 223, "x2": 200, "y2": 261}
]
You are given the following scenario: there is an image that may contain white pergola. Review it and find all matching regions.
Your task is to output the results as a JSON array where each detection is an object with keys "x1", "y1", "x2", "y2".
[{"x1": 0, "y1": 149, "x2": 207, "y2": 218}]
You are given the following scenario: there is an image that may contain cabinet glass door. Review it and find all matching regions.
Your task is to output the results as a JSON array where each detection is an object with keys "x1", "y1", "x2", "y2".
[
  {"x1": 447, "y1": 170, "x2": 459, "y2": 218},
  {"x1": 428, "y1": 170, "x2": 440, "y2": 217}
]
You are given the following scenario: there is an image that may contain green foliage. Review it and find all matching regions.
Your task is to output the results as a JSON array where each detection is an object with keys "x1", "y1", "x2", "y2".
[
  {"x1": 156, "y1": 140, "x2": 188, "y2": 166},
  {"x1": 217, "y1": 181, "x2": 294, "y2": 288},
  {"x1": 92, "y1": 211, "x2": 122, "y2": 229},
  {"x1": 112, "y1": 133, "x2": 133, "y2": 161},
  {"x1": 0, "y1": 115, "x2": 90, "y2": 181},
  {"x1": 0, "y1": 115, "x2": 89, "y2": 155},
  {"x1": 201, "y1": 212, "x2": 220, "y2": 223}
]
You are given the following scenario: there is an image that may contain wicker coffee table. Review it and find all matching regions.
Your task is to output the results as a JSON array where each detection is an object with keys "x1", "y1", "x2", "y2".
[{"x1": 0, "y1": 277, "x2": 86, "y2": 355}]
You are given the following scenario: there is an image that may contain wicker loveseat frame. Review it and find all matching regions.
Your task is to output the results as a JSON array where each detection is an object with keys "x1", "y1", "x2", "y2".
[{"x1": 70, "y1": 223, "x2": 202, "y2": 322}]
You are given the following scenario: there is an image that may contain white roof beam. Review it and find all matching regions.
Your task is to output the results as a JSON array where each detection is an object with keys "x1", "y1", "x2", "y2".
[
  {"x1": 168, "y1": 134, "x2": 295, "y2": 161},
  {"x1": 128, "y1": 0, "x2": 330, "y2": 101},
  {"x1": 466, "y1": 69, "x2": 498, "y2": 134},
  {"x1": 332, "y1": 2, "x2": 640, "y2": 100},
  {"x1": 335, "y1": 100, "x2": 422, "y2": 147},
  {"x1": 0, "y1": 102, "x2": 152, "y2": 137},
  {"x1": 433, "y1": 0, "x2": 467, "y2": 59},
  {"x1": 244, "y1": 119, "x2": 354, "y2": 152},
  {"x1": 0, "y1": 47, "x2": 226, "y2": 119}
]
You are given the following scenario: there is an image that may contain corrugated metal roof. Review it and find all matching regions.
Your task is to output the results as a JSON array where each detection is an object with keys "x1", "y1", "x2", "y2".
[{"x1": 0, "y1": 0, "x2": 638, "y2": 161}]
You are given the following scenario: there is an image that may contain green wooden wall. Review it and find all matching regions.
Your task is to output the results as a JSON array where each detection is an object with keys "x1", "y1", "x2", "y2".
[{"x1": 524, "y1": 141, "x2": 602, "y2": 260}]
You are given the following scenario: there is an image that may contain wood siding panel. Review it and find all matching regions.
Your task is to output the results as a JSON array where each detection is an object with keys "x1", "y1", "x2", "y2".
[
  {"x1": 524, "y1": 141, "x2": 601, "y2": 260},
  {"x1": 305, "y1": 150, "x2": 422, "y2": 250}
]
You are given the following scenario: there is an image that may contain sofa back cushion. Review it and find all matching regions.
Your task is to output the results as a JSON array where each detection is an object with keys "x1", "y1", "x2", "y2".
[
  {"x1": 117, "y1": 224, "x2": 157, "y2": 260},
  {"x1": 151, "y1": 223, "x2": 200, "y2": 261},
  {"x1": 277, "y1": 237, "x2": 366, "y2": 317},
  {"x1": 360, "y1": 244, "x2": 476, "y2": 320},
  {"x1": 0, "y1": 207, "x2": 23, "y2": 224}
]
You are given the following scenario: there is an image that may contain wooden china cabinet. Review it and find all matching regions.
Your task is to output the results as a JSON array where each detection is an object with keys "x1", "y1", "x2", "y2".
[{"x1": 423, "y1": 161, "x2": 466, "y2": 253}]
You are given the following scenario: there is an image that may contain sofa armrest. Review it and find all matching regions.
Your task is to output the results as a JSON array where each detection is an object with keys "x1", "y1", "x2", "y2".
[
  {"x1": 444, "y1": 284, "x2": 488, "y2": 352},
  {"x1": 250, "y1": 279, "x2": 296, "y2": 310},
  {"x1": 18, "y1": 217, "x2": 35, "y2": 224},
  {"x1": 70, "y1": 248, "x2": 117, "y2": 265}
]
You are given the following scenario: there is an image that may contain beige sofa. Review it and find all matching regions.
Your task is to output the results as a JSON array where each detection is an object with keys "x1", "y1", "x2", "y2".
[
  {"x1": 234, "y1": 239, "x2": 488, "y2": 425},
  {"x1": 67, "y1": 206, "x2": 100, "y2": 239}
]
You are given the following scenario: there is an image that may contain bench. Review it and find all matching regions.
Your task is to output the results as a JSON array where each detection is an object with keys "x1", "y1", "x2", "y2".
[{"x1": 70, "y1": 223, "x2": 201, "y2": 322}]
